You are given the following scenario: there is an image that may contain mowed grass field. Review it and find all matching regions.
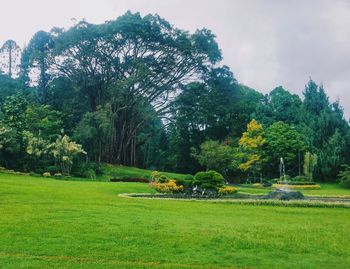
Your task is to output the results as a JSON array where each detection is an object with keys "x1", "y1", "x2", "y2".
[{"x1": 0, "y1": 173, "x2": 350, "y2": 269}]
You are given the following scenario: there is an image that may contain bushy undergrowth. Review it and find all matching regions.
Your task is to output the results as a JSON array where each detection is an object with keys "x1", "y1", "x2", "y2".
[{"x1": 218, "y1": 186, "x2": 238, "y2": 195}]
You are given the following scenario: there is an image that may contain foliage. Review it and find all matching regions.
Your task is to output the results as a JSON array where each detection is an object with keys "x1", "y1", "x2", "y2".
[
  {"x1": 338, "y1": 165, "x2": 350, "y2": 189},
  {"x1": 264, "y1": 122, "x2": 306, "y2": 178},
  {"x1": 23, "y1": 131, "x2": 51, "y2": 158},
  {"x1": 0, "y1": 123, "x2": 19, "y2": 154},
  {"x1": 303, "y1": 152, "x2": 317, "y2": 181},
  {"x1": 238, "y1": 119, "x2": 266, "y2": 175},
  {"x1": 218, "y1": 186, "x2": 238, "y2": 195},
  {"x1": 194, "y1": 140, "x2": 234, "y2": 174},
  {"x1": 150, "y1": 179, "x2": 184, "y2": 194},
  {"x1": 42, "y1": 172, "x2": 51, "y2": 177},
  {"x1": 293, "y1": 175, "x2": 309, "y2": 182},
  {"x1": 50, "y1": 134, "x2": 86, "y2": 175},
  {"x1": 193, "y1": 170, "x2": 224, "y2": 190}
]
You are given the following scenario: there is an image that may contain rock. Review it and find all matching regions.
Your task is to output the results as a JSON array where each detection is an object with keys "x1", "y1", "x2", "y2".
[{"x1": 265, "y1": 189, "x2": 304, "y2": 200}]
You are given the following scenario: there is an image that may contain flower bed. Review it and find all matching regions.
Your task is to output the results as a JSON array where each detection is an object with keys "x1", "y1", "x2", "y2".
[{"x1": 273, "y1": 184, "x2": 321, "y2": 190}]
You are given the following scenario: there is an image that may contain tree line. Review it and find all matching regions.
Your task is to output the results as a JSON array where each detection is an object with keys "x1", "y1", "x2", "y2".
[{"x1": 0, "y1": 11, "x2": 349, "y2": 181}]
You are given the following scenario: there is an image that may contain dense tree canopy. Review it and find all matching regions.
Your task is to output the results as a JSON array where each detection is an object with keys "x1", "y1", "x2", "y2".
[{"x1": 0, "y1": 11, "x2": 349, "y2": 182}]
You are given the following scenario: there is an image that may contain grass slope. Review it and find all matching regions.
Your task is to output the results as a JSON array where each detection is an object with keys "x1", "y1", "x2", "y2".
[
  {"x1": 97, "y1": 163, "x2": 190, "y2": 181},
  {"x1": 0, "y1": 173, "x2": 349, "y2": 268}
]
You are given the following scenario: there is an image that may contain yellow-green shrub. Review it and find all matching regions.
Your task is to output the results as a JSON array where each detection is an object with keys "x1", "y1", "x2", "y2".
[
  {"x1": 151, "y1": 179, "x2": 184, "y2": 193},
  {"x1": 252, "y1": 183, "x2": 263, "y2": 188},
  {"x1": 43, "y1": 172, "x2": 51, "y2": 177},
  {"x1": 218, "y1": 186, "x2": 238, "y2": 195}
]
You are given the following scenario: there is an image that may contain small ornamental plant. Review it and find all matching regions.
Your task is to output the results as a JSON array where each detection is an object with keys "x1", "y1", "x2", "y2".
[
  {"x1": 218, "y1": 186, "x2": 238, "y2": 196},
  {"x1": 43, "y1": 172, "x2": 51, "y2": 177}
]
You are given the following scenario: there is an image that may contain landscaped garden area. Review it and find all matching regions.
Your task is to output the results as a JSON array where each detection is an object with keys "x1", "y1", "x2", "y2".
[
  {"x1": 1, "y1": 171, "x2": 350, "y2": 269},
  {"x1": 1, "y1": 7, "x2": 350, "y2": 269}
]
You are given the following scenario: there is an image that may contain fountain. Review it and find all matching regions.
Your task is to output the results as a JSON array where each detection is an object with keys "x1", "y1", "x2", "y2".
[{"x1": 265, "y1": 157, "x2": 304, "y2": 200}]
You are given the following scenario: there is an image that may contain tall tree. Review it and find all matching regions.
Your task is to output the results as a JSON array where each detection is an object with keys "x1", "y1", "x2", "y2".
[
  {"x1": 264, "y1": 122, "x2": 306, "y2": 178},
  {"x1": 238, "y1": 119, "x2": 266, "y2": 179},
  {"x1": 48, "y1": 12, "x2": 222, "y2": 165},
  {"x1": 22, "y1": 31, "x2": 54, "y2": 103},
  {"x1": 0, "y1": 40, "x2": 21, "y2": 78}
]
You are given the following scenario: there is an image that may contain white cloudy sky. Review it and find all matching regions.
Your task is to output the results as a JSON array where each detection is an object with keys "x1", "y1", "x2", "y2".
[{"x1": 1, "y1": 0, "x2": 350, "y2": 117}]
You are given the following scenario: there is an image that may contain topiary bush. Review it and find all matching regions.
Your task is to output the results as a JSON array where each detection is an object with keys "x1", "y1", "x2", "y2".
[{"x1": 193, "y1": 170, "x2": 224, "y2": 190}]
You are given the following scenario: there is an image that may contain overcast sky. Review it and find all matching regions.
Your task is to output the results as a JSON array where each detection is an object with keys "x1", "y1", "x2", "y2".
[{"x1": 1, "y1": 0, "x2": 349, "y2": 117}]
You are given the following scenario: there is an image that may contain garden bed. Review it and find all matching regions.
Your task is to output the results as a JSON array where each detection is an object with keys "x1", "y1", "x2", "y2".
[{"x1": 119, "y1": 192, "x2": 350, "y2": 208}]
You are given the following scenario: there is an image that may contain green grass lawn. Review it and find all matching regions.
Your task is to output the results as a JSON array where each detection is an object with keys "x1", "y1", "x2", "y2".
[
  {"x1": 97, "y1": 163, "x2": 190, "y2": 181},
  {"x1": 1, "y1": 173, "x2": 350, "y2": 268}
]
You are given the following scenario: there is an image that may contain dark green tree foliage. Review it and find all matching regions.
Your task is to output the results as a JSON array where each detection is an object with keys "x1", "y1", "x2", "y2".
[
  {"x1": 299, "y1": 79, "x2": 350, "y2": 181},
  {"x1": 21, "y1": 31, "x2": 54, "y2": 103},
  {"x1": 169, "y1": 66, "x2": 238, "y2": 173},
  {"x1": 2, "y1": 92, "x2": 28, "y2": 132},
  {"x1": 0, "y1": 12, "x2": 349, "y2": 180},
  {"x1": 44, "y1": 12, "x2": 221, "y2": 165},
  {"x1": 264, "y1": 122, "x2": 306, "y2": 178},
  {"x1": 0, "y1": 74, "x2": 22, "y2": 103},
  {"x1": 254, "y1": 86, "x2": 302, "y2": 126},
  {"x1": 231, "y1": 85, "x2": 265, "y2": 137}
]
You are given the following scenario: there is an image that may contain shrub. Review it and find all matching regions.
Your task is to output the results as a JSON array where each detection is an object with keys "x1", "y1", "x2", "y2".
[
  {"x1": 293, "y1": 176, "x2": 309, "y2": 182},
  {"x1": 84, "y1": 169, "x2": 96, "y2": 179},
  {"x1": 218, "y1": 186, "x2": 238, "y2": 195},
  {"x1": 150, "y1": 171, "x2": 169, "y2": 183},
  {"x1": 174, "y1": 178, "x2": 193, "y2": 189},
  {"x1": 193, "y1": 170, "x2": 224, "y2": 190},
  {"x1": 279, "y1": 175, "x2": 291, "y2": 181},
  {"x1": 263, "y1": 181, "x2": 272, "y2": 187},
  {"x1": 110, "y1": 177, "x2": 149, "y2": 183},
  {"x1": 46, "y1": 166, "x2": 59, "y2": 175},
  {"x1": 151, "y1": 180, "x2": 184, "y2": 193},
  {"x1": 184, "y1": 174, "x2": 194, "y2": 181},
  {"x1": 54, "y1": 173, "x2": 63, "y2": 179},
  {"x1": 151, "y1": 171, "x2": 160, "y2": 181},
  {"x1": 43, "y1": 172, "x2": 51, "y2": 177},
  {"x1": 269, "y1": 178, "x2": 279, "y2": 183},
  {"x1": 338, "y1": 165, "x2": 350, "y2": 189},
  {"x1": 340, "y1": 179, "x2": 350, "y2": 189}
]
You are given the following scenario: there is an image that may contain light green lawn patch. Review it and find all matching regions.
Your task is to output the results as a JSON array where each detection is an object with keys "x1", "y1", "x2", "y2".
[
  {"x1": 1, "y1": 173, "x2": 349, "y2": 268},
  {"x1": 97, "y1": 163, "x2": 189, "y2": 181}
]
